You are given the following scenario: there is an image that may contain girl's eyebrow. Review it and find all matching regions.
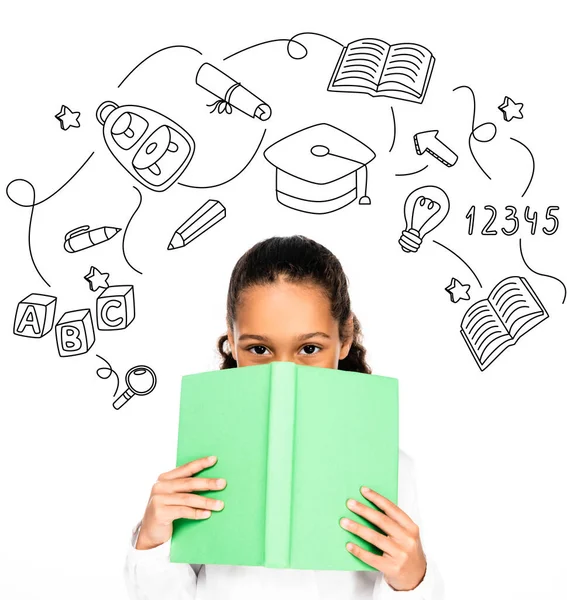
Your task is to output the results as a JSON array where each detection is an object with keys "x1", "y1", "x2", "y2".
[
  {"x1": 238, "y1": 332, "x2": 331, "y2": 342},
  {"x1": 297, "y1": 332, "x2": 331, "y2": 341}
]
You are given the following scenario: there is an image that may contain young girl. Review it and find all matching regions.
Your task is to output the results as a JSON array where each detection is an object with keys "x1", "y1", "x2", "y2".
[{"x1": 125, "y1": 236, "x2": 442, "y2": 599}]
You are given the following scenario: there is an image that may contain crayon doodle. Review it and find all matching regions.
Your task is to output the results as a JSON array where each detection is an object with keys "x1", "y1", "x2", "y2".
[
  {"x1": 64, "y1": 225, "x2": 121, "y2": 253},
  {"x1": 168, "y1": 200, "x2": 226, "y2": 250}
]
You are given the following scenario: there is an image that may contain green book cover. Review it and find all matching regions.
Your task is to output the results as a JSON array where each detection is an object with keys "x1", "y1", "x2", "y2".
[{"x1": 170, "y1": 362, "x2": 399, "y2": 571}]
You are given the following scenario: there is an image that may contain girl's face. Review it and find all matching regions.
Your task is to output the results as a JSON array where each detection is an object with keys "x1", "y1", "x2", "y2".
[{"x1": 227, "y1": 277, "x2": 353, "y2": 368}]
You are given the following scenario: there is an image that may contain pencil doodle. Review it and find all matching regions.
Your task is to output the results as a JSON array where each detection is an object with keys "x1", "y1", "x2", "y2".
[
  {"x1": 465, "y1": 205, "x2": 560, "y2": 236},
  {"x1": 55, "y1": 309, "x2": 96, "y2": 357},
  {"x1": 96, "y1": 285, "x2": 136, "y2": 331},
  {"x1": 327, "y1": 38, "x2": 435, "y2": 104},
  {"x1": 432, "y1": 240, "x2": 483, "y2": 289},
  {"x1": 95, "y1": 354, "x2": 120, "y2": 397},
  {"x1": 55, "y1": 105, "x2": 81, "y2": 130},
  {"x1": 519, "y1": 239, "x2": 566, "y2": 304},
  {"x1": 460, "y1": 276, "x2": 548, "y2": 371},
  {"x1": 168, "y1": 200, "x2": 226, "y2": 250},
  {"x1": 122, "y1": 186, "x2": 143, "y2": 276},
  {"x1": 389, "y1": 107, "x2": 397, "y2": 153},
  {"x1": 264, "y1": 123, "x2": 375, "y2": 214},
  {"x1": 395, "y1": 165, "x2": 429, "y2": 177},
  {"x1": 414, "y1": 130, "x2": 458, "y2": 167},
  {"x1": 499, "y1": 96, "x2": 524, "y2": 122},
  {"x1": 445, "y1": 278, "x2": 471, "y2": 303},
  {"x1": 14, "y1": 294, "x2": 57, "y2": 338},
  {"x1": 510, "y1": 137, "x2": 535, "y2": 198},
  {"x1": 84, "y1": 266, "x2": 110, "y2": 292},
  {"x1": 64, "y1": 225, "x2": 121, "y2": 253},
  {"x1": 113, "y1": 365, "x2": 157, "y2": 410},
  {"x1": 398, "y1": 186, "x2": 450, "y2": 252},
  {"x1": 96, "y1": 101, "x2": 195, "y2": 192},
  {"x1": 5, "y1": 152, "x2": 95, "y2": 287},
  {"x1": 196, "y1": 63, "x2": 271, "y2": 120}
]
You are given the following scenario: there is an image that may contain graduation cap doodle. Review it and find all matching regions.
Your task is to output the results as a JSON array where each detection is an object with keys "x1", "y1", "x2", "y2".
[{"x1": 264, "y1": 124, "x2": 375, "y2": 215}]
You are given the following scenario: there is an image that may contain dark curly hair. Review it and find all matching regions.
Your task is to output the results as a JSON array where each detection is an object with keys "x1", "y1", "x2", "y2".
[{"x1": 217, "y1": 235, "x2": 371, "y2": 374}]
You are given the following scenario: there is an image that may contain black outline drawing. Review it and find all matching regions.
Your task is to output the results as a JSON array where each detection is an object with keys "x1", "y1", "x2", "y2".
[
  {"x1": 13, "y1": 293, "x2": 57, "y2": 338},
  {"x1": 113, "y1": 365, "x2": 157, "y2": 410},
  {"x1": 84, "y1": 266, "x2": 110, "y2": 292},
  {"x1": 122, "y1": 186, "x2": 143, "y2": 276},
  {"x1": 327, "y1": 38, "x2": 435, "y2": 104},
  {"x1": 5, "y1": 152, "x2": 95, "y2": 287},
  {"x1": 399, "y1": 186, "x2": 450, "y2": 252},
  {"x1": 519, "y1": 239, "x2": 566, "y2": 304},
  {"x1": 264, "y1": 123, "x2": 375, "y2": 215},
  {"x1": 389, "y1": 107, "x2": 397, "y2": 153},
  {"x1": 414, "y1": 130, "x2": 458, "y2": 167},
  {"x1": 95, "y1": 354, "x2": 120, "y2": 397},
  {"x1": 498, "y1": 96, "x2": 524, "y2": 122},
  {"x1": 55, "y1": 105, "x2": 80, "y2": 130},
  {"x1": 96, "y1": 101, "x2": 195, "y2": 192},
  {"x1": 395, "y1": 165, "x2": 429, "y2": 177},
  {"x1": 445, "y1": 278, "x2": 471, "y2": 303},
  {"x1": 96, "y1": 285, "x2": 136, "y2": 331},
  {"x1": 55, "y1": 309, "x2": 96, "y2": 358},
  {"x1": 510, "y1": 137, "x2": 535, "y2": 197},
  {"x1": 460, "y1": 276, "x2": 548, "y2": 371},
  {"x1": 465, "y1": 205, "x2": 558, "y2": 236},
  {"x1": 195, "y1": 63, "x2": 271, "y2": 120},
  {"x1": 64, "y1": 225, "x2": 121, "y2": 253},
  {"x1": 432, "y1": 240, "x2": 483, "y2": 289},
  {"x1": 168, "y1": 200, "x2": 226, "y2": 250}
]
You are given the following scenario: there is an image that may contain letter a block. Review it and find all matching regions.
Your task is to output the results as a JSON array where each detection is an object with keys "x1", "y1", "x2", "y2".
[
  {"x1": 55, "y1": 309, "x2": 96, "y2": 357},
  {"x1": 14, "y1": 293, "x2": 57, "y2": 338},
  {"x1": 96, "y1": 285, "x2": 136, "y2": 331}
]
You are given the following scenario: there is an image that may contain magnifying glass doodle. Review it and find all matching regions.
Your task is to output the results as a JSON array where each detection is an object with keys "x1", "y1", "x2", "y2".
[{"x1": 113, "y1": 365, "x2": 157, "y2": 410}]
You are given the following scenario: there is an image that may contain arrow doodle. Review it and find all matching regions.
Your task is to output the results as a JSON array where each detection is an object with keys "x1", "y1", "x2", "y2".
[{"x1": 414, "y1": 130, "x2": 458, "y2": 167}]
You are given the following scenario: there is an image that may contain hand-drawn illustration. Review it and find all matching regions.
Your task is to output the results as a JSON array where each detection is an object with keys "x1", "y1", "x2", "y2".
[
  {"x1": 414, "y1": 130, "x2": 458, "y2": 167},
  {"x1": 466, "y1": 205, "x2": 560, "y2": 236},
  {"x1": 96, "y1": 101, "x2": 195, "y2": 192},
  {"x1": 168, "y1": 199, "x2": 226, "y2": 250},
  {"x1": 445, "y1": 278, "x2": 471, "y2": 303},
  {"x1": 519, "y1": 239, "x2": 566, "y2": 304},
  {"x1": 64, "y1": 225, "x2": 121, "y2": 253},
  {"x1": 14, "y1": 294, "x2": 57, "y2": 338},
  {"x1": 55, "y1": 105, "x2": 81, "y2": 130},
  {"x1": 113, "y1": 365, "x2": 157, "y2": 410},
  {"x1": 264, "y1": 123, "x2": 375, "y2": 214},
  {"x1": 327, "y1": 38, "x2": 435, "y2": 103},
  {"x1": 509, "y1": 137, "x2": 535, "y2": 198},
  {"x1": 95, "y1": 354, "x2": 120, "y2": 397},
  {"x1": 432, "y1": 240, "x2": 483, "y2": 289},
  {"x1": 96, "y1": 285, "x2": 136, "y2": 331},
  {"x1": 55, "y1": 309, "x2": 96, "y2": 357},
  {"x1": 499, "y1": 96, "x2": 524, "y2": 122},
  {"x1": 460, "y1": 276, "x2": 548, "y2": 371},
  {"x1": 195, "y1": 63, "x2": 271, "y2": 120},
  {"x1": 84, "y1": 266, "x2": 110, "y2": 292},
  {"x1": 399, "y1": 186, "x2": 450, "y2": 252},
  {"x1": 122, "y1": 186, "x2": 143, "y2": 276},
  {"x1": 395, "y1": 165, "x2": 429, "y2": 177}
]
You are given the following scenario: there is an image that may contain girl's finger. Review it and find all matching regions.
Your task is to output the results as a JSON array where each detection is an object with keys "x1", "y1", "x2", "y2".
[
  {"x1": 157, "y1": 492, "x2": 224, "y2": 511},
  {"x1": 340, "y1": 518, "x2": 399, "y2": 557},
  {"x1": 345, "y1": 541, "x2": 389, "y2": 571},
  {"x1": 347, "y1": 498, "x2": 406, "y2": 540},
  {"x1": 157, "y1": 456, "x2": 217, "y2": 481},
  {"x1": 167, "y1": 505, "x2": 213, "y2": 523},
  {"x1": 360, "y1": 487, "x2": 417, "y2": 531},
  {"x1": 154, "y1": 477, "x2": 226, "y2": 494}
]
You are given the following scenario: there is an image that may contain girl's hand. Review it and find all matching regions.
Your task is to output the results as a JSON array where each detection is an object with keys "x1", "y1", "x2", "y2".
[
  {"x1": 340, "y1": 487, "x2": 427, "y2": 591},
  {"x1": 136, "y1": 455, "x2": 226, "y2": 550}
]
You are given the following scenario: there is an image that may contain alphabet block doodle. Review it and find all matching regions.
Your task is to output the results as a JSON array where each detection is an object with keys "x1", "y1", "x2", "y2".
[
  {"x1": 14, "y1": 294, "x2": 57, "y2": 338},
  {"x1": 55, "y1": 309, "x2": 96, "y2": 357},
  {"x1": 96, "y1": 285, "x2": 136, "y2": 331}
]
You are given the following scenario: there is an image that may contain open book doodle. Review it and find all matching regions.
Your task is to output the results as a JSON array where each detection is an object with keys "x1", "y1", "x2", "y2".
[
  {"x1": 327, "y1": 38, "x2": 435, "y2": 104},
  {"x1": 461, "y1": 276, "x2": 548, "y2": 371}
]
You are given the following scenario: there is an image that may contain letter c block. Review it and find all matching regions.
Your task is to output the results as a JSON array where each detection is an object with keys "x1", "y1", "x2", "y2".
[
  {"x1": 96, "y1": 285, "x2": 136, "y2": 331},
  {"x1": 55, "y1": 309, "x2": 96, "y2": 357}
]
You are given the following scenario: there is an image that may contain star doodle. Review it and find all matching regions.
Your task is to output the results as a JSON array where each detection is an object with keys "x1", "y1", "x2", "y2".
[
  {"x1": 445, "y1": 278, "x2": 471, "y2": 303},
  {"x1": 498, "y1": 97, "x2": 523, "y2": 122},
  {"x1": 55, "y1": 105, "x2": 81, "y2": 130},
  {"x1": 84, "y1": 266, "x2": 110, "y2": 292}
]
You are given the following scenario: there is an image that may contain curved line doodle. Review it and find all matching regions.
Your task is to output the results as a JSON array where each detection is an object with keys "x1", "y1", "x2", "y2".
[
  {"x1": 432, "y1": 239, "x2": 483, "y2": 289},
  {"x1": 389, "y1": 106, "x2": 396, "y2": 153},
  {"x1": 117, "y1": 45, "x2": 203, "y2": 88},
  {"x1": 395, "y1": 165, "x2": 429, "y2": 177},
  {"x1": 519, "y1": 238, "x2": 565, "y2": 304},
  {"x1": 122, "y1": 186, "x2": 143, "y2": 276},
  {"x1": 6, "y1": 152, "x2": 96, "y2": 287},
  {"x1": 95, "y1": 354, "x2": 120, "y2": 397},
  {"x1": 178, "y1": 129, "x2": 267, "y2": 189},
  {"x1": 510, "y1": 138, "x2": 535, "y2": 198}
]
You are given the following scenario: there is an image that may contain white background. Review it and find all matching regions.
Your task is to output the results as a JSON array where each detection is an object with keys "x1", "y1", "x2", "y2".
[{"x1": 1, "y1": 1, "x2": 566, "y2": 599}]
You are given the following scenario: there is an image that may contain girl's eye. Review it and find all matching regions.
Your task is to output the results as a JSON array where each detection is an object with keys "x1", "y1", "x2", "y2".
[
  {"x1": 300, "y1": 344, "x2": 321, "y2": 355},
  {"x1": 249, "y1": 345, "x2": 270, "y2": 355}
]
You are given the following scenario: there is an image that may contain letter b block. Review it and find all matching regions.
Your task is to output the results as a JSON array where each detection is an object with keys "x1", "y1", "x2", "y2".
[
  {"x1": 96, "y1": 285, "x2": 136, "y2": 331},
  {"x1": 14, "y1": 293, "x2": 57, "y2": 338},
  {"x1": 55, "y1": 309, "x2": 96, "y2": 357}
]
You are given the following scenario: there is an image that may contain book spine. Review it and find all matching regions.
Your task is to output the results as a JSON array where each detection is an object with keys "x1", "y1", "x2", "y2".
[{"x1": 264, "y1": 362, "x2": 297, "y2": 568}]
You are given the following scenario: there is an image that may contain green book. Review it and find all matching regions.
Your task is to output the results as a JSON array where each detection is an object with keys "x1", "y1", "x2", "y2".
[{"x1": 170, "y1": 362, "x2": 399, "y2": 571}]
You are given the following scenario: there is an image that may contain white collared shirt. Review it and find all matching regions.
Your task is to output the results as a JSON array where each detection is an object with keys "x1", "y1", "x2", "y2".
[{"x1": 124, "y1": 450, "x2": 443, "y2": 599}]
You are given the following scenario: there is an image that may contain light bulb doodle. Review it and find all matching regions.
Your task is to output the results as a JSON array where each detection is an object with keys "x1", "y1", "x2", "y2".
[
  {"x1": 113, "y1": 365, "x2": 157, "y2": 410},
  {"x1": 399, "y1": 186, "x2": 450, "y2": 253}
]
